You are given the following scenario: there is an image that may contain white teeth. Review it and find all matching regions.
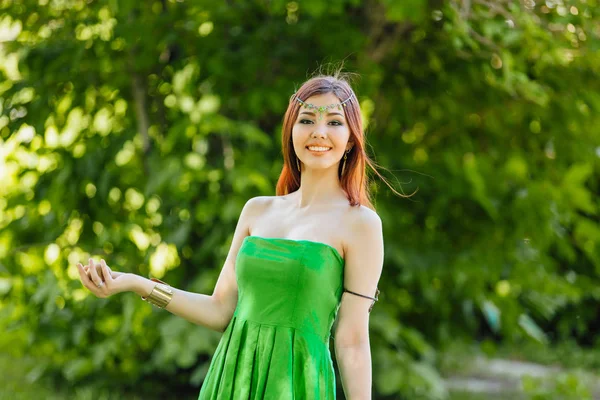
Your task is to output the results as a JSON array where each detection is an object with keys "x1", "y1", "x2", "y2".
[{"x1": 307, "y1": 146, "x2": 331, "y2": 152}]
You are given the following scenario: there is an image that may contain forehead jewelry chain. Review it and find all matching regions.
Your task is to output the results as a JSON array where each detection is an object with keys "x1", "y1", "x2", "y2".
[{"x1": 295, "y1": 95, "x2": 353, "y2": 121}]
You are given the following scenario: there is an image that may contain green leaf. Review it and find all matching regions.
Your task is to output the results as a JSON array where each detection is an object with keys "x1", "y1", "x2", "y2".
[
  {"x1": 518, "y1": 313, "x2": 548, "y2": 344},
  {"x1": 481, "y1": 300, "x2": 501, "y2": 333}
]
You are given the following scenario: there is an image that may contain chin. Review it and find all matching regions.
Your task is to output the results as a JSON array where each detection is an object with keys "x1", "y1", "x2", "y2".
[{"x1": 303, "y1": 163, "x2": 338, "y2": 172}]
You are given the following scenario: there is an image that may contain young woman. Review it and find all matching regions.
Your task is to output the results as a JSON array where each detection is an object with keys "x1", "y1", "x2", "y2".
[{"x1": 78, "y1": 75, "x2": 386, "y2": 399}]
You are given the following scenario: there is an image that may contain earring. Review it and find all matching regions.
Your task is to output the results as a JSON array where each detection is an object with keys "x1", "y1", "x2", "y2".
[
  {"x1": 341, "y1": 149, "x2": 350, "y2": 176},
  {"x1": 296, "y1": 158, "x2": 300, "y2": 172}
]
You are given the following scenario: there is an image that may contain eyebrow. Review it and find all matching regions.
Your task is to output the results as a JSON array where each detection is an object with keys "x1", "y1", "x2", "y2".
[{"x1": 299, "y1": 111, "x2": 344, "y2": 117}]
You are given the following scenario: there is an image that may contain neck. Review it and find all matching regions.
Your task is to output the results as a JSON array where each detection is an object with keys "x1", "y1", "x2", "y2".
[{"x1": 294, "y1": 165, "x2": 346, "y2": 208}]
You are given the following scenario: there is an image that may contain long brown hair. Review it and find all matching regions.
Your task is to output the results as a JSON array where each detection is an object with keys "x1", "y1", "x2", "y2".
[{"x1": 275, "y1": 74, "x2": 412, "y2": 210}]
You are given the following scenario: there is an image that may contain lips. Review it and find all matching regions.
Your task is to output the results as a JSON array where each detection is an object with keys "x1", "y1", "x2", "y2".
[
  {"x1": 306, "y1": 146, "x2": 332, "y2": 153},
  {"x1": 306, "y1": 144, "x2": 331, "y2": 147}
]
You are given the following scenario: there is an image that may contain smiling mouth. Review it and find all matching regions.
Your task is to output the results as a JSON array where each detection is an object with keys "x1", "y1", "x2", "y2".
[{"x1": 306, "y1": 146, "x2": 332, "y2": 152}]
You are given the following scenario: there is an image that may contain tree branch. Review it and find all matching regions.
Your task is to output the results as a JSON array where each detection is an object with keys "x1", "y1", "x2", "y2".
[{"x1": 365, "y1": 0, "x2": 414, "y2": 63}]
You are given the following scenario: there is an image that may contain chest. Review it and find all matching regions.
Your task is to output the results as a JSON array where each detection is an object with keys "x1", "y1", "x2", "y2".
[{"x1": 249, "y1": 208, "x2": 347, "y2": 258}]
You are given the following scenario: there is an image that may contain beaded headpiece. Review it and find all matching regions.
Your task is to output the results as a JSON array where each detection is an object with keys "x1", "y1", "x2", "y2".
[{"x1": 295, "y1": 94, "x2": 353, "y2": 121}]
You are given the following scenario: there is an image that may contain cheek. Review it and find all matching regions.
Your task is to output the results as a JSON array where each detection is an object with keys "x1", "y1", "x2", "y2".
[
  {"x1": 291, "y1": 128, "x2": 305, "y2": 153},
  {"x1": 332, "y1": 129, "x2": 351, "y2": 146},
  {"x1": 292, "y1": 125, "x2": 310, "y2": 143}
]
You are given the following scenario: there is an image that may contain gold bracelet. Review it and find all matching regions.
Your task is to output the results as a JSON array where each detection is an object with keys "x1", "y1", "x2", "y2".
[{"x1": 141, "y1": 278, "x2": 173, "y2": 308}]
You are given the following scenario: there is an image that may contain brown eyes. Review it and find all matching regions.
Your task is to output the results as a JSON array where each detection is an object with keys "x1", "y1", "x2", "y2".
[{"x1": 299, "y1": 119, "x2": 343, "y2": 126}]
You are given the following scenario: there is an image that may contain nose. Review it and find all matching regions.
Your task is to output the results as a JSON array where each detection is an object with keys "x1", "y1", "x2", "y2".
[{"x1": 311, "y1": 130, "x2": 326, "y2": 139}]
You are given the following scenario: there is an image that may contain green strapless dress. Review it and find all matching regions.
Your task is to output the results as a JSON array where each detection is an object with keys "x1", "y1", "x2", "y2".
[{"x1": 198, "y1": 235, "x2": 345, "y2": 400}]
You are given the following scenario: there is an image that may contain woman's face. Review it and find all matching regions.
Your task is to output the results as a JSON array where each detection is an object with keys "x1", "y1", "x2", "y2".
[{"x1": 292, "y1": 92, "x2": 354, "y2": 173}]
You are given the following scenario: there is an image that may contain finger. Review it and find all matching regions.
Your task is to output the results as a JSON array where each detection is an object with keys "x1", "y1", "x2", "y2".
[
  {"x1": 104, "y1": 261, "x2": 118, "y2": 279},
  {"x1": 102, "y1": 261, "x2": 121, "y2": 279},
  {"x1": 77, "y1": 263, "x2": 87, "y2": 282},
  {"x1": 87, "y1": 258, "x2": 95, "y2": 280},
  {"x1": 88, "y1": 258, "x2": 104, "y2": 289},
  {"x1": 100, "y1": 259, "x2": 113, "y2": 284},
  {"x1": 85, "y1": 267, "x2": 94, "y2": 281},
  {"x1": 83, "y1": 264, "x2": 94, "y2": 278},
  {"x1": 102, "y1": 259, "x2": 112, "y2": 274},
  {"x1": 93, "y1": 262, "x2": 102, "y2": 279},
  {"x1": 93, "y1": 263, "x2": 104, "y2": 277},
  {"x1": 77, "y1": 263, "x2": 99, "y2": 293}
]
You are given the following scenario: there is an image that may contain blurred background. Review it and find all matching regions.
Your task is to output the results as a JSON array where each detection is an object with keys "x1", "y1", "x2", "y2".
[{"x1": 1, "y1": 0, "x2": 599, "y2": 399}]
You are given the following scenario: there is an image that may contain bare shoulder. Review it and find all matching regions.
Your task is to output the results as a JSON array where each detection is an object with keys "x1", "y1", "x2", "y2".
[
  {"x1": 242, "y1": 195, "x2": 273, "y2": 215},
  {"x1": 341, "y1": 204, "x2": 383, "y2": 256},
  {"x1": 239, "y1": 195, "x2": 277, "y2": 225},
  {"x1": 345, "y1": 204, "x2": 383, "y2": 237}
]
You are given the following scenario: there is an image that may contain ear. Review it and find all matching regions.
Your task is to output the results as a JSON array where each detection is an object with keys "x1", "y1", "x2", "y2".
[{"x1": 346, "y1": 141, "x2": 354, "y2": 152}]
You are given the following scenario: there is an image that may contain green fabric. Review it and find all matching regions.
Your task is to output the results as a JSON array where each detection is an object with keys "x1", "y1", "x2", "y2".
[{"x1": 198, "y1": 235, "x2": 345, "y2": 399}]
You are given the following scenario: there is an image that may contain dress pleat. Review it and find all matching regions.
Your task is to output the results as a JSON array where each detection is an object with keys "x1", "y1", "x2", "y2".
[
  {"x1": 233, "y1": 320, "x2": 260, "y2": 398},
  {"x1": 201, "y1": 314, "x2": 237, "y2": 398},
  {"x1": 217, "y1": 317, "x2": 246, "y2": 398},
  {"x1": 252, "y1": 324, "x2": 275, "y2": 398}
]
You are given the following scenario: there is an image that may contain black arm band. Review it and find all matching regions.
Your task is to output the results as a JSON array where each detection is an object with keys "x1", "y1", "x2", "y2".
[{"x1": 343, "y1": 287, "x2": 380, "y2": 312}]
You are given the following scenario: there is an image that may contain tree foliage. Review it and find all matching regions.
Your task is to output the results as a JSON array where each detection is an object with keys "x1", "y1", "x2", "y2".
[{"x1": 0, "y1": 0, "x2": 599, "y2": 398}]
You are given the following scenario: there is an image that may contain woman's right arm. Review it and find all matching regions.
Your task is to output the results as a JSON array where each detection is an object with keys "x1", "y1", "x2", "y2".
[{"x1": 77, "y1": 197, "x2": 265, "y2": 333}]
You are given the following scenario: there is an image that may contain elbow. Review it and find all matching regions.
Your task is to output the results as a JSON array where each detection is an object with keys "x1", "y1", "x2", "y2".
[
  {"x1": 210, "y1": 295, "x2": 235, "y2": 333},
  {"x1": 334, "y1": 339, "x2": 371, "y2": 367},
  {"x1": 199, "y1": 316, "x2": 230, "y2": 333},
  {"x1": 217, "y1": 317, "x2": 231, "y2": 333},
  {"x1": 334, "y1": 326, "x2": 370, "y2": 350},
  {"x1": 216, "y1": 307, "x2": 235, "y2": 333},
  {"x1": 334, "y1": 340, "x2": 370, "y2": 352},
  {"x1": 334, "y1": 333, "x2": 370, "y2": 351}
]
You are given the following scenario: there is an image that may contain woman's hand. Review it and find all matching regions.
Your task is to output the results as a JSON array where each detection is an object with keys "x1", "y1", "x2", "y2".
[{"x1": 77, "y1": 258, "x2": 132, "y2": 298}]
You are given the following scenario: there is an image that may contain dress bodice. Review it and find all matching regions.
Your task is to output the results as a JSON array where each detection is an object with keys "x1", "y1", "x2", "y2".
[{"x1": 234, "y1": 235, "x2": 345, "y2": 343}]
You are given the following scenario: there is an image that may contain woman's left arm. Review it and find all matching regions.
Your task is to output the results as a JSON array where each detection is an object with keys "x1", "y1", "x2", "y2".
[{"x1": 333, "y1": 208, "x2": 384, "y2": 400}]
